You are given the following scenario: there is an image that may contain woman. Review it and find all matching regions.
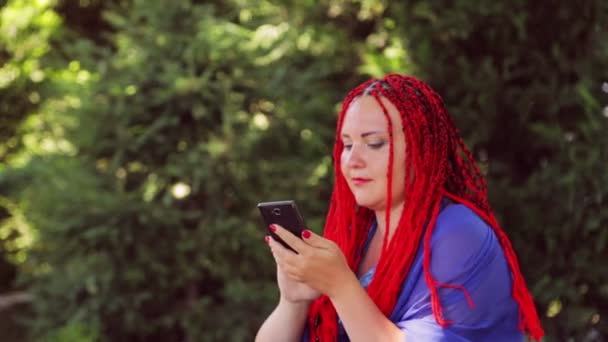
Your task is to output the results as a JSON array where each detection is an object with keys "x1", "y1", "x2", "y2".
[{"x1": 255, "y1": 74, "x2": 544, "y2": 341}]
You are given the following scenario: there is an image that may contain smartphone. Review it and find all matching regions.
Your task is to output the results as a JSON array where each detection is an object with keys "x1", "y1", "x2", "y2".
[{"x1": 257, "y1": 200, "x2": 307, "y2": 252}]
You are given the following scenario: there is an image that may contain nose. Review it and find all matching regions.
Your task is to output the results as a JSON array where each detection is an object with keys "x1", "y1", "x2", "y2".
[{"x1": 344, "y1": 144, "x2": 365, "y2": 169}]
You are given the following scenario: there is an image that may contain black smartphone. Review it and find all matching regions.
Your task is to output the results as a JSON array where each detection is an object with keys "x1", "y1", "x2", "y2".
[{"x1": 257, "y1": 200, "x2": 307, "y2": 252}]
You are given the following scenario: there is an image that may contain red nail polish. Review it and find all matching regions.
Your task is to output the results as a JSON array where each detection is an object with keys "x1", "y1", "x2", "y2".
[
  {"x1": 269, "y1": 224, "x2": 276, "y2": 232},
  {"x1": 264, "y1": 236, "x2": 270, "y2": 244},
  {"x1": 302, "y1": 230, "x2": 311, "y2": 239}
]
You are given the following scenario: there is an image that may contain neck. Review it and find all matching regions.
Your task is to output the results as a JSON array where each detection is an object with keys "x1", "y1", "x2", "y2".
[{"x1": 374, "y1": 201, "x2": 405, "y2": 242}]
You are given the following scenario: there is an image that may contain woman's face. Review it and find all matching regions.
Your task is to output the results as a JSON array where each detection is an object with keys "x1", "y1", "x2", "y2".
[{"x1": 340, "y1": 95, "x2": 406, "y2": 212}]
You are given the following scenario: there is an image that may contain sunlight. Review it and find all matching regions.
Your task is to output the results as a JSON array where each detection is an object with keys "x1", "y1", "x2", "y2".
[
  {"x1": 171, "y1": 182, "x2": 191, "y2": 199},
  {"x1": 252, "y1": 113, "x2": 269, "y2": 130},
  {"x1": 546, "y1": 299, "x2": 562, "y2": 318}
]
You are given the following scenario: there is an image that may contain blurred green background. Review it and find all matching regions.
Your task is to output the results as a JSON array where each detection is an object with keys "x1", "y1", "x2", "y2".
[{"x1": 0, "y1": 0, "x2": 606, "y2": 341}]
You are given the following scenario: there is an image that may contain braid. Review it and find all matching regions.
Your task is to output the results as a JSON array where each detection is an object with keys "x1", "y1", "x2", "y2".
[
  {"x1": 369, "y1": 86, "x2": 395, "y2": 256},
  {"x1": 307, "y1": 74, "x2": 544, "y2": 341}
]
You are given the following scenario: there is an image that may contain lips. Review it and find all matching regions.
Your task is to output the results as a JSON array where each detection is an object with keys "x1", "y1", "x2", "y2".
[{"x1": 351, "y1": 177, "x2": 372, "y2": 186}]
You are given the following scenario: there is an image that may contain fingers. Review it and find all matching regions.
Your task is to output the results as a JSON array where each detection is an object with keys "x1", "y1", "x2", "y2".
[
  {"x1": 300, "y1": 228, "x2": 327, "y2": 248},
  {"x1": 281, "y1": 263, "x2": 305, "y2": 282},
  {"x1": 270, "y1": 224, "x2": 308, "y2": 254},
  {"x1": 267, "y1": 236, "x2": 304, "y2": 281},
  {"x1": 266, "y1": 234, "x2": 298, "y2": 265}
]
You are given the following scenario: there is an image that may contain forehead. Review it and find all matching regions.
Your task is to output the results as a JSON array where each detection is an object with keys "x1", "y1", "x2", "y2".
[{"x1": 341, "y1": 96, "x2": 402, "y2": 133}]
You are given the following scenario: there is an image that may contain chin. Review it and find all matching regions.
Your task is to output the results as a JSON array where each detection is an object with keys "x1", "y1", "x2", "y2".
[{"x1": 354, "y1": 196, "x2": 383, "y2": 211}]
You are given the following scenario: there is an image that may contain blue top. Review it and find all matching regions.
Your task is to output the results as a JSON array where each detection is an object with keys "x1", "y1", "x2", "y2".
[{"x1": 302, "y1": 200, "x2": 524, "y2": 341}]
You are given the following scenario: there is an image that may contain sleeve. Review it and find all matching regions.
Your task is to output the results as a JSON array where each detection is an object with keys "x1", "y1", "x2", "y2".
[{"x1": 393, "y1": 204, "x2": 523, "y2": 342}]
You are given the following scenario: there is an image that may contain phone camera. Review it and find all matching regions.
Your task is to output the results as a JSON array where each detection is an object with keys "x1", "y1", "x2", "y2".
[{"x1": 272, "y1": 208, "x2": 281, "y2": 216}]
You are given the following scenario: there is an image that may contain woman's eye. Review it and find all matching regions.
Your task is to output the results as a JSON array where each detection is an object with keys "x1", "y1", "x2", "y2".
[
  {"x1": 343, "y1": 143, "x2": 353, "y2": 150},
  {"x1": 368, "y1": 141, "x2": 387, "y2": 150}
]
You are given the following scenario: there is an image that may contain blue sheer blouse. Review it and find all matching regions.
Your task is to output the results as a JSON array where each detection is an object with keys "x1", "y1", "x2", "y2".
[{"x1": 302, "y1": 199, "x2": 524, "y2": 341}]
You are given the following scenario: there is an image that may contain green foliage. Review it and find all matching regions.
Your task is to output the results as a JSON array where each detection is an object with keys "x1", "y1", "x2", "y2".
[
  {"x1": 0, "y1": 0, "x2": 65, "y2": 163},
  {"x1": 2, "y1": 0, "x2": 367, "y2": 340},
  {"x1": 41, "y1": 321, "x2": 99, "y2": 342},
  {"x1": 0, "y1": 0, "x2": 606, "y2": 341},
  {"x1": 385, "y1": 1, "x2": 608, "y2": 339}
]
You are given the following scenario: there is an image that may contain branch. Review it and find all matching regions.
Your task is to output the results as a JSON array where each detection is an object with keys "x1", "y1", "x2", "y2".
[{"x1": 0, "y1": 291, "x2": 32, "y2": 311}]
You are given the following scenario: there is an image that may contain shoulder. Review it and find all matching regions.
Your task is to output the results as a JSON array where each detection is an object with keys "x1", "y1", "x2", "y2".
[
  {"x1": 432, "y1": 203, "x2": 493, "y2": 249},
  {"x1": 428, "y1": 203, "x2": 502, "y2": 282},
  {"x1": 393, "y1": 202, "x2": 520, "y2": 337}
]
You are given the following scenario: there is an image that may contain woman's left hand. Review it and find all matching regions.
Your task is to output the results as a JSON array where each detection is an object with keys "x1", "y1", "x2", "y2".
[{"x1": 267, "y1": 224, "x2": 355, "y2": 299}]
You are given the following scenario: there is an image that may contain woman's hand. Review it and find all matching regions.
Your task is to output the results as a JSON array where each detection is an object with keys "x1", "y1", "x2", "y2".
[
  {"x1": 275, "y1": 262, "x2": 320, "y2": 303},
  {"x1": 266, "y1": 224, "x2": 355, "y2": 299}
]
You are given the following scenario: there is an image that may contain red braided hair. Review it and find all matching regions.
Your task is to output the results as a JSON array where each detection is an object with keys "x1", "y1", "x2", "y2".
[{"x1": 307, "y1": 74, "x2": 544, "y2": 341}]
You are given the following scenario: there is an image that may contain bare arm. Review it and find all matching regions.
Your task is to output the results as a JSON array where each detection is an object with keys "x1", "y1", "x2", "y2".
[
  {"x1": 330, "y1": 272, "x2": 405, "y2": 342},
  {"x1": 256, "y1": 238, "x2": 320, "y2": 342},
  {"x1": 255, "y1": 298, "x2": 310, "y2": 342},
  {"x1": 267, "y1": 225, "x2": 405, "y2": 342}
]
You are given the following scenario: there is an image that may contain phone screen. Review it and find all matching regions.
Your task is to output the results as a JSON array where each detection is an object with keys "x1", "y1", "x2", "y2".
[{"x1": 257, "y1": 200, "x2": 306, "y2": 252}]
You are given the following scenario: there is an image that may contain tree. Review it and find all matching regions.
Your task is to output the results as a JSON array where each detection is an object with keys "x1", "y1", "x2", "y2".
[{"x1": 1, "y1": 0, "x2": 606, "y2": 340}]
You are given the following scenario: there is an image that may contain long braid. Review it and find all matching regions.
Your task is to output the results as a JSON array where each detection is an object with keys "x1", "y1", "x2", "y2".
[
  {"x1": 307, "y1": 74, "x2": 543, "y2": 341},
  {"x1": 370, "y1": 87, "x2": 395, "y2": 257}
]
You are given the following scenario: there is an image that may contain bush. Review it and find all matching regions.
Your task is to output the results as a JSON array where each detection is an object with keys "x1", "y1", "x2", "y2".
[
  {"x1": 387, "y1": 1, "x2": 608, "y2": 338},
  {"x1": 0, "y1": 0, "x2": 606, "y2": 340}
]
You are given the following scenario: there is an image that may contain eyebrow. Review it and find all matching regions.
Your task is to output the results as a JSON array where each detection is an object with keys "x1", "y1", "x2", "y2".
[{"x1": 341, "y1": 131, "x2": 388, "y2": 138}]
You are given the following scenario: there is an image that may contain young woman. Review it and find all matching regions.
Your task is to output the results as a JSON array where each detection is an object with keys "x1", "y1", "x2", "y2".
[{"x1": 255, "y1": 74, "x2": 544, "y2": 341}]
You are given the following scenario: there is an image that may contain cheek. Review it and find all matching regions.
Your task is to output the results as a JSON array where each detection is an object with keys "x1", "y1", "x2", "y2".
[
  {"x1": 339, "y1": 151, "x2": 348, "y2": 172},
  {"x1": 377, "y1": 148, "x2": 391, "y2": 175},
  {"x1": 392, "y1": 162, "x2": 406, "y2": 189},
  {"x1": 389, "y1": 143, "x2": 407, "y2": 182},
  {"x1": 340, "y1": 150, "x2": 348, "y2": 164},
  {"x1": 392, "y1": 148, "x2": 405, "y2": 172}
]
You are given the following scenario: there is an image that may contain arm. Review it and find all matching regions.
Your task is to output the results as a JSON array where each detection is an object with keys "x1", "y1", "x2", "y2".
[
  {"x1": 268, "y1": 225, "x2": 405, "y2": 342},
  {"x1": 257, "y1": 236, "x2": 320, "y2": 342},
  {"x1": 330, "y1": 271, "x2": 405, "y2": 342},
  {"x1": 255, "y1": 298, "x2": 310, "y2": 342}
]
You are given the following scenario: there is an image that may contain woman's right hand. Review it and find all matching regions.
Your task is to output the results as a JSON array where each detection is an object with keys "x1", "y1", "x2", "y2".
[{"x1": 276, "y1": 263, "x2": 321, "y2": 303}]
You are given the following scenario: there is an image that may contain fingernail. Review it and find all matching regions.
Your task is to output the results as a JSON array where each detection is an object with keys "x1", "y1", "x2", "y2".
[
  {"x1": 269, "y1": 224, "x2": 276, "y2": 232},
  {"x1": 264, "y1": 235, "x2": 270, "y2": 244},
  {"x1": 302, "y1": 229, "x2": 311, "y2": 239}
]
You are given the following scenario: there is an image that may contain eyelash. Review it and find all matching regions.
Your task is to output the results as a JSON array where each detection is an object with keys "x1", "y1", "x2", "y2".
[{"x1": 343, "y1": 141, "x2": 387, "y2": 150}]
